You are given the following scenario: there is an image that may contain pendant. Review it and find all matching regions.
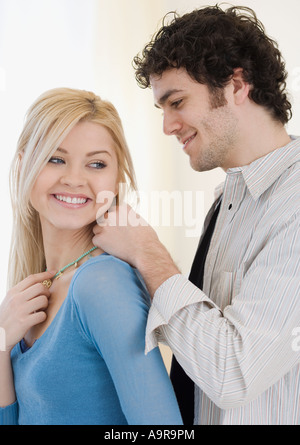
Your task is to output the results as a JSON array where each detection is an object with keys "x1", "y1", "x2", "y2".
[{"x1": 42, "y1": 279, "x2": 52, "y2": 289}]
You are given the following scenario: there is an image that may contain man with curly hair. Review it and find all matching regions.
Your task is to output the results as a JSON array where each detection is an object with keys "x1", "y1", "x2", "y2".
[{"x1": 93, "y1": 5, "x2": 300, "y2": 425}]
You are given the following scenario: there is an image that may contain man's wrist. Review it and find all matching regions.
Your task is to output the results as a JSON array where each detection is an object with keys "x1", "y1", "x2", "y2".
[{"x1": 135, "y1": 240, "x2": 180, "y2": 297}]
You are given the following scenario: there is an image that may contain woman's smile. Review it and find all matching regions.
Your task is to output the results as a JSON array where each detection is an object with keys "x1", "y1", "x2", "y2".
[{"x1": 51, "y1": 193, "x2": 91, "y2": 209}]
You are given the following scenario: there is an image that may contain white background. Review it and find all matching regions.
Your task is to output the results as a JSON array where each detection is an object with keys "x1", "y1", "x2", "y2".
[{"x1": 0, "y1": 0, "x2": 299, "y2": 303}]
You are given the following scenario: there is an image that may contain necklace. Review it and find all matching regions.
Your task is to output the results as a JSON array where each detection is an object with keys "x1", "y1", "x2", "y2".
[{"x1": 42, "y1": 246, "x2": 98, "y2": 289}]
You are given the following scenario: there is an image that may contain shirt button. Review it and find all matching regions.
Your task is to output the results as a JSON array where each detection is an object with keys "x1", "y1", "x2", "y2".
[{"x1": 228, "y1": 203, "x2": 232, "y2": 210}]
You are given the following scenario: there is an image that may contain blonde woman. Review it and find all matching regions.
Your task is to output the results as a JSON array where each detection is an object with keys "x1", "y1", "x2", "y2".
[{"x1": 0, "y1": 88, "x2": 182, "y2": 425}]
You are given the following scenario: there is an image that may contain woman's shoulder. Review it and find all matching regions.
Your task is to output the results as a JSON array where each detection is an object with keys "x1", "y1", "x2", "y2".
[
  {"x1": 70, "y1": 253, "x2": 150, "y2": 311},
  {"x1": 72, "y1": 252, "x2": 145, "y2": 286},
  {"x1": 74, "y1": 252, "x2": 132, "y2": 276}
]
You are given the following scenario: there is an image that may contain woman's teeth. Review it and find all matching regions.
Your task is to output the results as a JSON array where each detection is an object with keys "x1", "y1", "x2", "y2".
[{"x1": 55, "y1": 195, "x2": 87, "y2": 204}]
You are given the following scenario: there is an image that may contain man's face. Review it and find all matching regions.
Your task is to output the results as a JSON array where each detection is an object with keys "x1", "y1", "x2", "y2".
[{"x1": 151, "y1": 68, "x2": 240, "y2": 172}]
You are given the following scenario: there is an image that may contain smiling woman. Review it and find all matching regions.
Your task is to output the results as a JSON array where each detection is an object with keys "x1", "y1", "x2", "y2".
[
  {"x1": 30, "y1": 120, "x2": 119, "y2": 235},
  {"x1": 0, "y1": 88, "x2": 182, "y2": 425},
  {"x1": 9, "y1": 89, "x2": 137, "y2": 287}
]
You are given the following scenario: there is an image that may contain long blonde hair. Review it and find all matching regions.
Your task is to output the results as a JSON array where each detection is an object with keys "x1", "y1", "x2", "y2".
[{"x1": 8, "y1": 88, "x2": 137, "y2": 289}]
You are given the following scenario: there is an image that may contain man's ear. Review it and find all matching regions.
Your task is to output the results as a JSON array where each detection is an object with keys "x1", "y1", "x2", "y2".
[{"x1": 231, "y1": 68, "x2": 251, "y2": 105}]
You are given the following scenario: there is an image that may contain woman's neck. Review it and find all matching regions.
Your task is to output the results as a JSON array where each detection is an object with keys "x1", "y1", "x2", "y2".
[{"x1": 41, "y1": 223, "x2": 101, "y2": 274}]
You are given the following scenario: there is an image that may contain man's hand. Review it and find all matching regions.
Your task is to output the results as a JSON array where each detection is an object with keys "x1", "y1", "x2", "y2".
[
  {"x1": 93, "y1": 203, "x2": 152, "y2": 268},
  {"x1": 93, "y1": 204, "x2": 180, "y2": 297}
]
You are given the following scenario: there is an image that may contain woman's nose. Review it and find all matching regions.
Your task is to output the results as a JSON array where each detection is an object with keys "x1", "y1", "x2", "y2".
[{"x1": 60, "y1": 167, "x2": 87, "y2": 188}]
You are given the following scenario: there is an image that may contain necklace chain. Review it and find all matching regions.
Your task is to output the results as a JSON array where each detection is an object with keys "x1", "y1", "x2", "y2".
[
  {"x1": 53, "y1": 246, "x2": 98, "y2": 279},
  {"x1": 42, "y1": 246, "x2": 98, "y2": 288}
]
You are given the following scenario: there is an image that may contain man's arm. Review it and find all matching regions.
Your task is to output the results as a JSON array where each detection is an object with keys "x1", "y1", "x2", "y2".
[{"x1": 93, "y1": 204, "x2": 300, "y2": 409}]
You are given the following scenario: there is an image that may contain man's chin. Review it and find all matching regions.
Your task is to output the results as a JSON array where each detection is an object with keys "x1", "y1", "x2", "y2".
[{"x1": 189, "y1": 157, "x2": 216, "y2": 173}]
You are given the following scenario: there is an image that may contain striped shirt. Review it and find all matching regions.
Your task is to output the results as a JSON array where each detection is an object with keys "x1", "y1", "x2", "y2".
[{"x1": 146, "y1": 136, "x2": 300, "y2": 425}]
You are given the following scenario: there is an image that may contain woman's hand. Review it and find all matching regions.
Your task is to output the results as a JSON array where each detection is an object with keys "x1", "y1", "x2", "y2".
[{"x1": 0, "y1": 271, "x2": 55, "y2": 352}]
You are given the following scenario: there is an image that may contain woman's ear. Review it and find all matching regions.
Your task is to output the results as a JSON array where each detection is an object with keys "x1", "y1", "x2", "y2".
[{"x1": 231, "y1": 68, "x2": 251, "y2": 105}]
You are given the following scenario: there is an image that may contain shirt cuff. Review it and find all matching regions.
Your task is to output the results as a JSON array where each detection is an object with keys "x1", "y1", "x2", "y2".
[
  {"x1": 145, "y1": 274, "x2": 212, "y2": 354},
  {"x1": 0, "y1": 401, "x2": 18, "y2": 425}
]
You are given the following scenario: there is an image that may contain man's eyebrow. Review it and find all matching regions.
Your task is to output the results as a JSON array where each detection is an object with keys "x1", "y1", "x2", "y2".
[
  {"x1": 154, "y1": 89, "x2": 184, "y2": 108},
  {"x1": 56, "y1": 147, "x2": 112, "y2": 157}
]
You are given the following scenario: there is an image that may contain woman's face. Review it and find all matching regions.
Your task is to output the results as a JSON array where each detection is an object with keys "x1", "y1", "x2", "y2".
[{"x1": 30, "y1": 120, "x2": 119, "y2": 233}]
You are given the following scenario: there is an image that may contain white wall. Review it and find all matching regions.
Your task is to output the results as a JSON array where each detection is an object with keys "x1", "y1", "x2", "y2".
[{"x1": 0, "y1": 0, "x2": 299, "y2": 306}]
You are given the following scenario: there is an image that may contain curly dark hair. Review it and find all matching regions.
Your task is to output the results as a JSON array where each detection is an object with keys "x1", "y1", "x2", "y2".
[{"x1": 133, "y1": 5, "x2": 292, "y2": 124}]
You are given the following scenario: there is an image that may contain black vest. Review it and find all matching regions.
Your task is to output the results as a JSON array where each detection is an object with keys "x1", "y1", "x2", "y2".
[{"x1": 170, "y1": 200, "x2": 221, "y2": 424}]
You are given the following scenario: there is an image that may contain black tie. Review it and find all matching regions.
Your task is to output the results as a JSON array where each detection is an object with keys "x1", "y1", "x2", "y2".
[{"x1": 170, "y1": 199, "x2": 221, "y2": 424}]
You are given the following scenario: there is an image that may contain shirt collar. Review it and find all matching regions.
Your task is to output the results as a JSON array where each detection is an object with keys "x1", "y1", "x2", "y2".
[{"x1": 226, "y1": 136, "x2": 300, "y2": 201}]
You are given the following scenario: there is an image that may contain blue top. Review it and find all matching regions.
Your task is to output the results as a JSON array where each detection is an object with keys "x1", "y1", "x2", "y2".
[{"x1": 0, "y1": 254, "x2": 182, "y2": 425}]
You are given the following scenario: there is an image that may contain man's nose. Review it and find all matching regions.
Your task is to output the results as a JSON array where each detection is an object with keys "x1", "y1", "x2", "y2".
[{"x1": 163, "y1": 112, "x2": 182, "y2": 136}]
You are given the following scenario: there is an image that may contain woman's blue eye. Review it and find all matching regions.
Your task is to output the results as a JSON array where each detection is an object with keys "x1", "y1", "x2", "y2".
[
  {"x1": 90, "y1": 161, "x2": 106, "y2": 169},
  {"x1": 48, "y1": 157, "x2": 106, "y2": 169},
  {"x1": 49, "y1": 157, "x2": 64, "y2": 164}
]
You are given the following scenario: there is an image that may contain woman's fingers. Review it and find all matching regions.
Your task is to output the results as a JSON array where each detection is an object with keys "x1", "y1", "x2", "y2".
[
  {"x1": 0, "y1": 271, "x2": 55, "y2": 351},
  {"x1": 13, "y1": 270, "x2": 56, "y2": 293},
  {"x1": 21, "y1": 282, "x2": 51, "y2": 301},
  {"x1": 26, "y1": 294, "x2": 50, "y2": 314}
]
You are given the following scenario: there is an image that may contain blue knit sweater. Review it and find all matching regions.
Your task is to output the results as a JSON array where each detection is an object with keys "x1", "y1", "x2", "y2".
[{"x1": 0, "y1": 254, "x2": 182, "y2": 425}]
